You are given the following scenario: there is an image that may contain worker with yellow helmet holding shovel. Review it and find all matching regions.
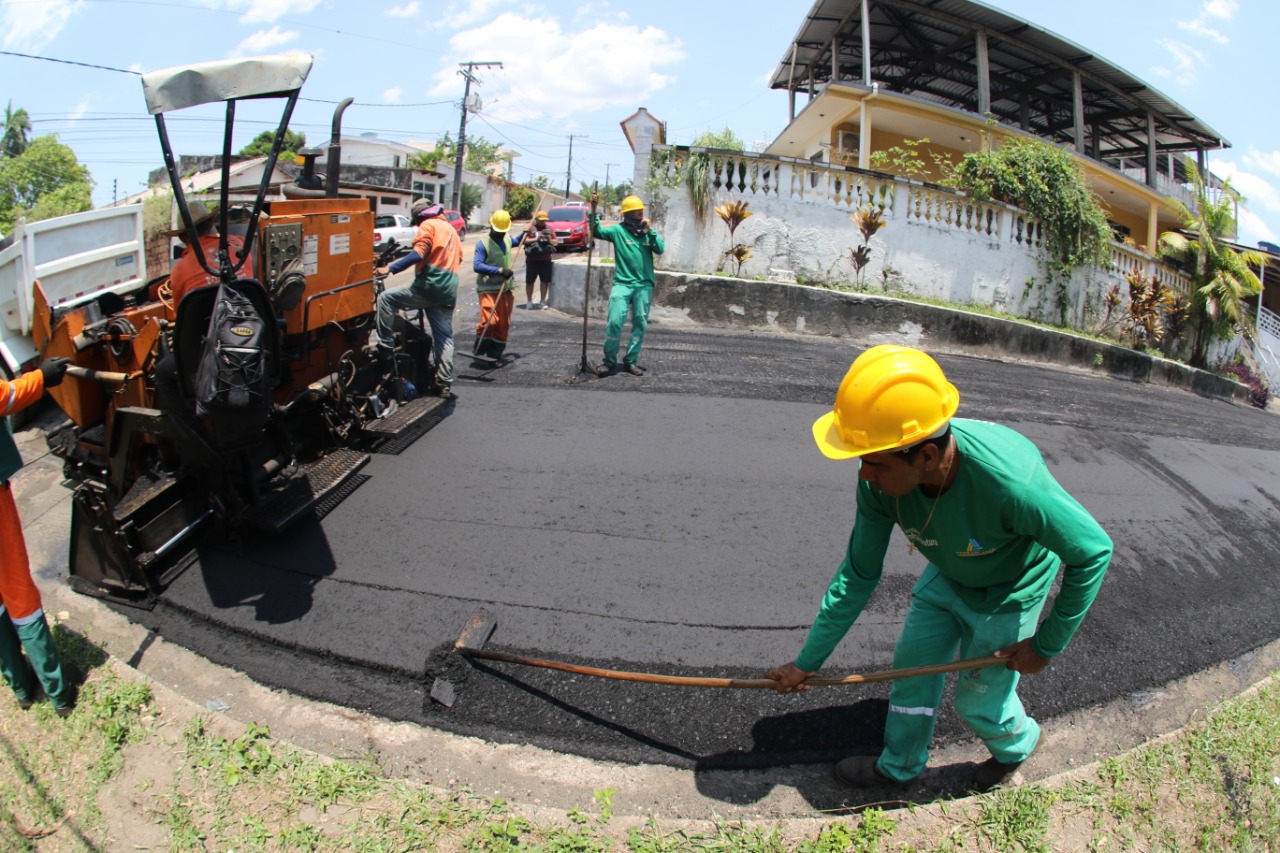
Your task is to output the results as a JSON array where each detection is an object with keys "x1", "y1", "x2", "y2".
[
  {"x1": 589, "y1": 192, "x2": 664, "y2": 376},
  {"x1": 472, "y1": 209, "x2": 524, "y2": 362},
  {"x1": 768, "y1": 345, "x2": 1113, "y2": 792}
]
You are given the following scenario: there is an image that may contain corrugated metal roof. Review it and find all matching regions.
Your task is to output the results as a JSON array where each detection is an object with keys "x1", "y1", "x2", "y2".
[{"x1": 769, "y1": 0, "x2": 1227, "y2": 162}]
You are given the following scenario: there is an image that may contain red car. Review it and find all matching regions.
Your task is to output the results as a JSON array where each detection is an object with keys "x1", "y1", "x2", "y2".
[
  {"x1": 443, "y1": 209, "x2": 466, "y2": 241},
  {"x1": 546, "y1": 205, "x2": 589, "y2": 251}
]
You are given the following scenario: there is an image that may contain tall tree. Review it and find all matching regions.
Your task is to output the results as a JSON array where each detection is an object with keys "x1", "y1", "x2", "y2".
[
  {"x1": 238, "y1": 128, "x2": 307, "y2": 161},
  {"x1": 0, "y1": 134, "x2": 94, "y2": 233},
  {"x1": 1159, "y1": 166, "x2": 1264, "y2": 367},
  {"x1": 2, "y1": 101, "x2": 32, "y2": 158}
]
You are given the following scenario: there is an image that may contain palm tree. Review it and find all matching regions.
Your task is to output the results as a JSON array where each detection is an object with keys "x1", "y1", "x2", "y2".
[
  {"x1": 3, "y1": 101, "x2": 32, "y2": 158},
  {"x1": 1158, "y1": 165, "x2": 1264, "y2": 367}
]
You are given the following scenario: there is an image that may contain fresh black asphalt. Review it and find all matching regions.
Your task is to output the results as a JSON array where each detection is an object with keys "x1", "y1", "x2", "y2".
[{"x1": 113, "y1": 306, "x2": 1280, "y2": 780}]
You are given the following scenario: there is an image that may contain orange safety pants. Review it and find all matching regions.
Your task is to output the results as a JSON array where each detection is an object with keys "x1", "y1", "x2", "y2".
[
  {"x1": 0, "y1": 483, "x2": 42, "y2": 621},
  {"x1": 476, "y1": 290, "x2": 514, "y2": 344}
]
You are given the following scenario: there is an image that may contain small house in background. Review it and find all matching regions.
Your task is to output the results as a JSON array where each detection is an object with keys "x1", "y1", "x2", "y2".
[{"x1": 620, "y1": 108, "x2": 667, "y2": 194}]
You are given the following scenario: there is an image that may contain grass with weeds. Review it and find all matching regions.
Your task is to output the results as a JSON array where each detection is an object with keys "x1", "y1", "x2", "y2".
[{"x1": 0, "y1": 629, "x2": 1277, "y2": 851}]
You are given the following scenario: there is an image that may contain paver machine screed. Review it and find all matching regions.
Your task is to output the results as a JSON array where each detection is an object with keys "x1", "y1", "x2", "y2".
[{"x1": 33, "y1": 54, "x2": 443, "y2": 606}]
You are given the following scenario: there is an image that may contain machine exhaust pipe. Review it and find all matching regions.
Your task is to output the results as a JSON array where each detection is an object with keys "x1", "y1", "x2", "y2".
[{"x1": 325, "y1": 97, "x2": 354, "y2": 198}]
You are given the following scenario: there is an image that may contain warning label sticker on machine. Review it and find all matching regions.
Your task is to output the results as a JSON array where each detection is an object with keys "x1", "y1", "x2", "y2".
[
  {"x1": 330, "y1": 215, "x2": 350, "y2": 224},
  {"x1": 330, "y1": 233, "x2": 351, "y2": 255},
  {"x1": 303, "y1": 234, "x2": 319, "y2": 276}
]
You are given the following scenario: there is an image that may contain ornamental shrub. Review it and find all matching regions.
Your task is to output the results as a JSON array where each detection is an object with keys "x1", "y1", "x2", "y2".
[{"x1": 947, "y1": 137, "x2": 1112, "y2": 272}]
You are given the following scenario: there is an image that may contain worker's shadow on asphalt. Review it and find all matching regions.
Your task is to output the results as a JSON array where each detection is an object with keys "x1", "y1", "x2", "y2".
[
  {"x1": 195, "y1": 518, "x2": 337, "y2": 625},
  {"x1": 692, "y1": 702, "x2": 985, "y2": 812}
]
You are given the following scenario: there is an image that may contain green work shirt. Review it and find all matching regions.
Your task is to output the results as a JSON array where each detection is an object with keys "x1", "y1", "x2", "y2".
[
  {"x1": 591, "y1": 215, "x2": 664, "y2": 288},
  {"x1": 795, "y1": 418, "x2": 1113, "y2": 672}
]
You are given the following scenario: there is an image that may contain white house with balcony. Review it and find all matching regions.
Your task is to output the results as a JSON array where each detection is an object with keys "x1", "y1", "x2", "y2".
[{"x1": 643, "y1": 0, "x2": 1278, "y2": 383}]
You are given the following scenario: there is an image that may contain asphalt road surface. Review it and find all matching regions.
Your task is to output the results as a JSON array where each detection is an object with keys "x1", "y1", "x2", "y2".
[{"x1": 92, "y1": 281, "x2": 1280, "y2": 799}]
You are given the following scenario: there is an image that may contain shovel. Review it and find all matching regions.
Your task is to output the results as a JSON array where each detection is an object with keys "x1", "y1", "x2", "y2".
[{"x1": 568, "y1": 181, "x2": 601, "y2": 383}]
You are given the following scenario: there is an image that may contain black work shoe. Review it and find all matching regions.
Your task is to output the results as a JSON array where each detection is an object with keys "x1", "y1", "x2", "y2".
[
  {"x1": 52, "y1": 661, "x2": 83, "y2": 718},
  {"x1": 595, "y1": 363, "x2": 615, "y2": 377},
  {"x1": 622, "y1": 363, "x2": 644, "y2": 376},
  {"x1": 833, "y1": 755, "x2": 902, "y2": 788},
  {"x1": 970, "y1": 734, "x2": 1039, "y2": 792},
  {"x1": 969, "y1": 758, "x2": 1025, "y2": 792},
  {"x1": 16, "y1": 694, "x2": 36, "y2": 711}
]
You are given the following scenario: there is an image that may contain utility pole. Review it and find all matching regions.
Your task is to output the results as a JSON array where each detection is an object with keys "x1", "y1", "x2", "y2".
[
  {"x1": 451, "y1": 60, "x2": 503, "y2": 212},
  {"x1": 565, "y1": 134, "x2": 587, "y2": 202},
  {"x1": 603, "y1": 163, "x2": 617, "y2": 206}
]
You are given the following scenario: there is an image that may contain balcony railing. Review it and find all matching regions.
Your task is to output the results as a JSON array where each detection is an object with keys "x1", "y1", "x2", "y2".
[{"x1": 651, "y1": 144, "x2": 1187, "y2": 290}]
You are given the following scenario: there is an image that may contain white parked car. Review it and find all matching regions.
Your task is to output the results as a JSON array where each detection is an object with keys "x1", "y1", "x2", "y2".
[{"x1": 373, "y1": 214, "x2": 416, "y2": 255}]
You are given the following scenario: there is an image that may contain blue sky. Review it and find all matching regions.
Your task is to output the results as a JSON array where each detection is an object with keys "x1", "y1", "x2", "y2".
[{"x1": 3, "y1": 0, "x2": 1277, "y2": 245}]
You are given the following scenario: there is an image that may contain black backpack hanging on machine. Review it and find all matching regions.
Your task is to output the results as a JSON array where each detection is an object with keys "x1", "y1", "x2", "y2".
[{"x1": 194, "y1": 279, "x2": 271, "y2": 426}]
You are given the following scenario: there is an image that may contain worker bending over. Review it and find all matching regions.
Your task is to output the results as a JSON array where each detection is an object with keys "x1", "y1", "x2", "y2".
[{"x1": 767, "y1": 345, "x2": 1112, "y2": 791}]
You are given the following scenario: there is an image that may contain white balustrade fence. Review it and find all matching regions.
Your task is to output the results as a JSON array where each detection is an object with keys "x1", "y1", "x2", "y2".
[{"x1": 648, "y1": 145, "x2": 1205, "y2": 331}]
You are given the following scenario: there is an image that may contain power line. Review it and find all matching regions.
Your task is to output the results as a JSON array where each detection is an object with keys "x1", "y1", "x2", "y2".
[{"x1": 0, "y1": 50, "x2": 140, "y2": 75}]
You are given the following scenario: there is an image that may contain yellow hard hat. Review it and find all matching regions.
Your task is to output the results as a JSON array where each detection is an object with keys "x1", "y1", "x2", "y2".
[
  {"x1": 812, "y1": 345, "x2": 959, "y2": 459},
  {"x1": 489, "y1": 210, "x2": 512, "y2": 232},
  {"x1": 534, "y1": 209, "x2": 549, "y2": 221},
  {"x1": 619, "y1": 195, "x2": 645, "y2": 214}
]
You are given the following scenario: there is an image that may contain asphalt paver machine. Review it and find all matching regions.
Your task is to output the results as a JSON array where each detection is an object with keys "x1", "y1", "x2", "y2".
[{"x1": 34, "y1": 54, "x2": 442, "y2": 606}]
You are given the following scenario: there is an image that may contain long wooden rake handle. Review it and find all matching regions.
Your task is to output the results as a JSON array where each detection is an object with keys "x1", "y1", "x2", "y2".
[{"x1": 458, "y1": 647, "x2": 1005, "y2": 689}]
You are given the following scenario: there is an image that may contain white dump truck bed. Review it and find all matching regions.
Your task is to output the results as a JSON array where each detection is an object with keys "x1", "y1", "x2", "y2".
[{"x1": 0, "y1": 205, "x2": 147, "y2": 374}]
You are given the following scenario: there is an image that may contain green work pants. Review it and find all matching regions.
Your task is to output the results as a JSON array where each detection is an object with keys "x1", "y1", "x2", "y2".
[
  {"x1": 602, "y1": 282, "x2": 653, "y2": 367},
  {"x1": 876, "y1": 571, "x2": 1045, "y2": 782},
  {"x1": 0, "y1": 608, "x2": 70, "y2": 708}
]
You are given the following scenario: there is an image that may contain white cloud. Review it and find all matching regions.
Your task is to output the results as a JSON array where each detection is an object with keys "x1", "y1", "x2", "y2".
[
  {"x1": 201, "y1": 0, "x2": 321, "y2": 24},
  {"x1": 1202, "y1": 0, "x2": 1238, "y2": 20},
  {"x1": 1242, "y1": 147, "x2": 1280, "y2": 179},
  {"x1": 430, "y1": 14, "x2": 684, "y2": 120},
  {"x1": 434, "y1": 0, "x2": 506, "y2": 30},
  {"x1": 68, "y1": 100, "x2": 90, "y2": 123},
  {"x1": 1155, "y1": 38, "x2": 1207, "y2": 86},
  {"x1": 387, "y1": 1, "x2": 419, "y2": 17},
  {"x1": 383, "y1": 86, "x2": 403, "y2": 103},
  {"x1": 1176, "y1": 0, "x2": 1237, "y2": 45},
  {"x1": 1, "y1": 0, "x2": 84, "y2": 51},
  {"x1": 1209, "y1": 156, "x2": 1280, "y2": 246},
  {"x1": 1234, "y1": 204, "x2": 1276, "y2": 248},
  {"x1": 228, "y1": 26, "x2": 300, "y2": 57},
  {"x1": 1177, "y1": 19, "x2": 1228, "y2": 44}
]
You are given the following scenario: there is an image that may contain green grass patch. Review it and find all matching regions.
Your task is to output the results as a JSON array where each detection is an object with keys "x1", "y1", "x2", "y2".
[{"x1": 0, "y1": 629, "x2": 1277, "y2": 851}]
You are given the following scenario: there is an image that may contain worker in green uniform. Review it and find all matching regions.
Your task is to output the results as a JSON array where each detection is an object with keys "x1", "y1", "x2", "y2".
[
  {"x1": 589, "y1": 192, "x2": 664, "y2": 376},
  {"x1": 767, "y1": 345, "x2": 1112, "y2": 791}
]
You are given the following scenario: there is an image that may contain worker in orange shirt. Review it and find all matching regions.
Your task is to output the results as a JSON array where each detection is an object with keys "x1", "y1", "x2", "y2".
[
  {"x1": 0, "y1": 358, "x2": 79, "y2": 715},
  {"x1": 374, "y1": 200, "x2": 462, "y2": 399},
  {"x1": 167, "y1": 201, "x2": 257, "y2": 306}
]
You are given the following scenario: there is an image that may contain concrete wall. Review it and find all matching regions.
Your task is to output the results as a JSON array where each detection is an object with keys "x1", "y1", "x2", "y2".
[{"x1": 547, "y1": 260, "x2": 1249, "y2": 405}]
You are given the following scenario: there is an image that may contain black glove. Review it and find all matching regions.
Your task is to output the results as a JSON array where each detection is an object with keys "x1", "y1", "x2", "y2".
[
  {"x1": 501, "y1": 267, "x2": 514, "y2": 279},
  {"x1": 40, "y1": 357, "x2": 72, "y2": 388}
]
